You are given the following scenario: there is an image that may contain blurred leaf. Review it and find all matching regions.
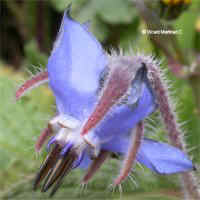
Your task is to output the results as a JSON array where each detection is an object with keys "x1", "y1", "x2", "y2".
[
  {"x1": 50, "y1": 0, "x2": 72, "y2": 12},
  {"x1": 0, "y1": 148, "x2": 12, "y2": 169},
  {"x1": 92, "y1": 18, "x2": 110, "y2": 41},
  {"x1": 119, "y1": 16, "x2": 140, "y2": 49},
  {"x1": 175, "y1": 0, "x2": 200, "y2": 51},
  {"x1": 95, "y1": 0, "x2": 136, "y2": 24},
  {"x1": 0, "y1": 67, "x2": 54, "y2": 189},
  {"x1": 74, "y1": 0, "x2": 97, "y2": 22},
  {"x1": 24, "y1": 40, "x2": 48, "y2": 70}
]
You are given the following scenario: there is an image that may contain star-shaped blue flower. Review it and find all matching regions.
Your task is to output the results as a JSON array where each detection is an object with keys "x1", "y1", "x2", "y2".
[{"x1": 16, "y1": 8, "x2": 194, "y2": 197}]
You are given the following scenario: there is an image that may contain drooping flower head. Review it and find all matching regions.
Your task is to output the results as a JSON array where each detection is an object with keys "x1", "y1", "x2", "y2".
[{"x1": 16, "y1": 8, "x2": 194, "y2": 197}]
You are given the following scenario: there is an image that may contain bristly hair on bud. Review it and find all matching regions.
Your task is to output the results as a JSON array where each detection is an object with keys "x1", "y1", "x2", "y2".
[
  {"x1": 16, "y1": 70, "x2": 48, "y2": 100},
  {"x1": 81, "y1": 55, "x2": 143, "y2": 135}
]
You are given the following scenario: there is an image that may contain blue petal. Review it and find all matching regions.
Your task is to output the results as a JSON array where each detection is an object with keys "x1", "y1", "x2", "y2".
[
  {"x1": 73, "y1": 152, "x2": 85, "y2": 169},
  {"x1": 101, "y1": 136, "x2": 193, "y2": 174},
  {"x1": 94, "y1": 81, "x2": 156, "y2": 140},
  {"x1": 47, "y1": 9, "x2": 107, "y2": 120},
  {"x1": 102, "y1": 135, "x2": 129, "y2": 153},
  {"x1": 136, "y1": 138, "x2": 194, "y2": 174},
  {"x1": 78, "y1": 152, "x2": 92, "y2": 169}
]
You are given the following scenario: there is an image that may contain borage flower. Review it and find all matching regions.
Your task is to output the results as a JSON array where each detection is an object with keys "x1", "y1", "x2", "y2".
[{"x1": 16, "y1": 9, "x2": 194, "y2": 197}]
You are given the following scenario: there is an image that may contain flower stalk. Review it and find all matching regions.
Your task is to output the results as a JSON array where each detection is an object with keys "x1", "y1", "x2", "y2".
[
  {"x1": 82, "y1": 150, "x2": 110, "y2": 184},
  {"x1": 146, "y1": 60, "x2": 200, "y2": 200},
  {"x1": 113, "y1": 121, "x2": 144, "y2": 186}
]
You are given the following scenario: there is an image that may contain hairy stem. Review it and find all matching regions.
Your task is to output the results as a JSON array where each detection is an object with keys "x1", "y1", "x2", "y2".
[
  {"x1": 82, "y1": 150, "x2": 110, "y2": 184},
  {"x1": 16, "y1": 71, "x2": 48, "y2": 100},
  {"x1": 147, "y1": 63, "x2": 200, "y2": 200},
  {"x1": 35, "y1": 124, "x2": 53, "y2": 152},
  {"x1": 113, "y1": 121, "x2": 144, "y2": 186}
]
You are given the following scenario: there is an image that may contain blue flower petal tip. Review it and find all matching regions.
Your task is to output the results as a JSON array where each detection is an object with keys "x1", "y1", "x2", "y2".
[
  {"x1": 137, "y1": 138, "x2": 194, "y2": 174},
  {"x1": 47, "y1": 7, "x2": 107, "y2": 118}
]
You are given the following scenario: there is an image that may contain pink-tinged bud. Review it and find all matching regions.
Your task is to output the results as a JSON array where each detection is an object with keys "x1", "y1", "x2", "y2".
[
  {"x1": 82, "y1": 150, "x2": 110, "y2": 184},
  {"x1": 113, "y1": 122, "x2": 144, "y2": 186},
  {"x1": 81, "y1": 64, "x2": 133, "y2": 135},
  {"x1": 35, "y1": 126, "x2": 52, "y2": 152},
  {"x1": 16, "y1": 71, "x2": 48, "y2": 100}
]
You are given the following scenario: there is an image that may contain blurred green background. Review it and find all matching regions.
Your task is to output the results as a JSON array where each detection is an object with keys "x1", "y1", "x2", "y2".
[{"x1": 0, "y1": 0, "x2": 200, "y2": 199}]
